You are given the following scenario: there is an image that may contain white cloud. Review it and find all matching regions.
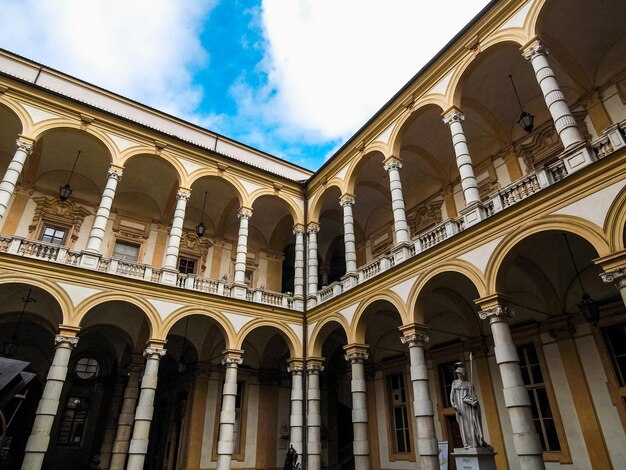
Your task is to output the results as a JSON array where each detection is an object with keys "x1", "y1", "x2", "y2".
[
  {"x1": 257, "y1": 0, "x2": 492, "y2": 140},
  {"x1": 0, "y1": 0, "x2": 216, "y2": 118}
]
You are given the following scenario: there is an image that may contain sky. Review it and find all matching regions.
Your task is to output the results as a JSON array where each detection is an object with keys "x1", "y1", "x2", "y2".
[{"x1": 0, "y1": 0, "x2": 491, "y2": 170}]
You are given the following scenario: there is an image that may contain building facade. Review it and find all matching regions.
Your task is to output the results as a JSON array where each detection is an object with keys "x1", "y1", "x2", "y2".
[{"x1": 1, "y1": 0, "x2": 626, "y2": 469}]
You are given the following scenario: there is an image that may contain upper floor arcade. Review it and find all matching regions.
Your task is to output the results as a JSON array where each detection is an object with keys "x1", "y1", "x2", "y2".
[{"x1": 0, "y1": 0, "x2": 624, "y2": 313}]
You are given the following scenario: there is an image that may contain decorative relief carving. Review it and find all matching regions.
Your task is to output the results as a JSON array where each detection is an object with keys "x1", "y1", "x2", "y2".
[
  {"x1": 408, "y1": 199, "x2": 443, "y2": 234},
  {"x1": 29, "y1": 197, "x2": 91, "y2": 244}
]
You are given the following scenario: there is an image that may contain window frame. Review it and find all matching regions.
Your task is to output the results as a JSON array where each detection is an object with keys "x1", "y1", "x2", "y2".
[
  {"x1": 56, "y1": 396, "x2": 89, "y2": 447},
  {"x1": 111, "y1": 239, "x2": 142, "y2": 263},
  {"x1": 177, "y1": 256, "x2": 198, "y2": 275},
  {"x1": 381, "y1": 361, "x2": 415, "y2": 462},
  {"x1": 39, "y1": 223, "x2": 69, "y2": 246}
]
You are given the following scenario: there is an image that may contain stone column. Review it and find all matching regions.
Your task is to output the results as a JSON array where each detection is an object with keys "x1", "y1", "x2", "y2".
[
  {"x1": 233, "y1": 207, "x2": 253, "y2": 285},
  {"x1": 293, "y1": 225, "x2": 305, "y2": 300},
  {"x1": 442, "y1": 108, "x2": 481, "y2": 206},
  {"x1": 85, "y1": 165, "x2": 123, "y2": 254},
  {"x1": 384, "y1": 157, "x2": 410, "y2": 244},
  {"x1": 601, "y1": 268, "x2": 626, "y2": 308},
  {"x1": 306, "y1": 358, "x2": 324, "y2": 470},
  {"x1": 523, "y1": 40, "x2": 582, "y2": 150},
  {"x1": 22, "y1": 332, "x2": 79, "y2": 470},
  {"x1": 0, "y1": 138, "x2": 34, "y2": 220},
  {"x1": 344, "y1": 344, "x2": 370, "y2": 470},
  {"x1": 109, "y1": 359, "x2": 143, "y2": 470},
  {"x1": 163, "y1": 188, "x2": 191, "y2": 270},
  {"x1": 288, "y1": 359, "x2": 304, "y2": 454},
  {"x1": 340, "y1": 195, "x2": 357, "y2": 274},
  {"x1": 98, "y1": 371, "x2": 127, "y2": 469},
  {"x1": 126, "y1": 346, "x2": 167, "y2": 470},
  {"x1": 399, "y1": 326, "x2": 438, "y2": 470},
  {"x1": 216, "y1": 350, "x2": 244, "y2": 470},
  {"x1": 478, "y1": 301, "x2": 545, "y2": 470},
  {"x1": 307, "y1": 223, "x2": 320, "y2": 297}
]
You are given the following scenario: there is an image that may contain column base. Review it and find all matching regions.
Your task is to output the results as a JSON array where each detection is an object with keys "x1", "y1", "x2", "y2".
[
  {"x1": 559, "y1": 142, "x2": 596, "y2": 175},
  {"x1": 160, "y1": 268, "x2": 179, "y2": 285},
  {"x1": 451, "y1": 447, "x2": 497, "y2": 470},
  {"x1": 79, "y1": 251, "x2": 101, "y2": 269},
  {"x1": 341, "y1": 272, "x2": 359, "y2": 291},
  {"x1": 460, "y1": 202, "x2": 487, "y2": 229},
  {"x1": 307, "y1": 294, "x2": 318, "y2": 309},
  {"x1": 231, "y1": 283, "x2": 248, "y2": 299},
  {"x1": 391, "y1": 242, "x2": 413, "y2": 265}
]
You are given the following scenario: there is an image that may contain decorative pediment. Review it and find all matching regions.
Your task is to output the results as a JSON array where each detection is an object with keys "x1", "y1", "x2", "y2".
[
  {"x1": 180, "y1": 232, "x2": 212, "y2": 259},
  {"x1": 28, "y1": 197, "x2": 92, "y2": 243},
  {"x1": 409, "y1": 199, "x2": 444, "y2": 234}
]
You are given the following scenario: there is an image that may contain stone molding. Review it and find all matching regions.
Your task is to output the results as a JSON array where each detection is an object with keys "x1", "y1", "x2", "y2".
[{"x1": 478, "y1": 305, "x2": 515, "y2": 321}]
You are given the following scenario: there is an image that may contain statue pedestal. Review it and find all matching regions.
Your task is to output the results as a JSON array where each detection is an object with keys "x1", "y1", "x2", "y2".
[{"x1": 451, "y1": 447, "x2": 496, "y2": 470}]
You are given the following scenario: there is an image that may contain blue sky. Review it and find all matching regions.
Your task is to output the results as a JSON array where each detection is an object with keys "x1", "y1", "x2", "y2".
[{"x1": 0, "y1": 0, "x2": 491, "y2": 170}]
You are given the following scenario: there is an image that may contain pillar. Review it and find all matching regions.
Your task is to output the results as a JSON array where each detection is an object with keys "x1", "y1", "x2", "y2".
[
  {"x1": 109, "y1": 359, "x2": 143, "y2": 470},
  {"x1": 0, "y1": 138, "x2": 34, "y2": 220},
  {"x1": 344, "y1": 344, "x2": 370, "y2": 470},
  {"x1": 306, "y1": 358, "x2": 324, "y2": 470},
  {"x1": 233, "y1": 208, "x2": 252, "y2": 285},
  {"x1": 288, "y1": 359, "x2": 304, "y2": 454},
  {"x1": 85, "y1": 165, "x2": 123, "y2": 254},
  {"x1": 307, "y1": 223, "x2": 320, "y2": 296},
  {"x1": 478, "y1": 301, "x2": 545, "y2": 470},
  {"x1": 163, "y1": 188, "x2": 191, "y2": 270},
  {"x1": 601, "y1": 268, "x2": 626, "y2": 308},
  {"x1": 126, "y1": 346, "x2": 166, "y2": 470},
  {"x1": 216, "y1": 350, "x2": 244, "y2": 470},
  {"x1": 22, "y1": 332, "x2": 79, "y2": 470},
  {"x1": 293, "y1": 225, "x2": 305, "y2": 299},
  {"x1": 399, "y1": 326, "x2": 438, "y2": 470},
  {"x1": 340, "y1": 194, "x2": 357, "y2": 274},
  {"x1": 442, "y1": 108, "x2": 481, "y2": 205},
  {"x1": 384, "y1": 157, "x2": 410, "y2": 244},
  {"x1": 523, "y1": 40, "x2": 583, "y2": 149}
]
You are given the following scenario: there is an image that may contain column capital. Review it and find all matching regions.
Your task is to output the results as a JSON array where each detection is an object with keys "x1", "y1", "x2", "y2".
[
  {"x1": 383, "y1": 157, "x2": 402, "y2": 172},
  {"x1": 176, "y1": 188, "x2": 191, "y2": 201},
  {"x1": 478, "y1": 305, "x2": 515, "y2": 321},
  {"x1": 339, "y1": 194, "x2": 355, "y2": 207},
  {"x1": 344, "y1": 344, "x2": 369, "y2": 363},
  {"x1": 107, "y1": 166, "x2": 124, "y2": 181},
  {"x1": 293, "y1": 224, "x2": 305, "y2": 236},
  {"x1": 144, "y1": 347, "x2": 167, "y2": 358},
  {"x1": 221, "y1": 349, "x2": 244, "y2": 366},
  {"x1": 306, "y1": 357, "x2": 325, "y2": 373},
  {"x1": 442, "y1": 106, "x2": 465, "y2": 125},
  {"x1": 55, "y1": 334, "x2": 79, "y2": 348},
  {"x1": 15, "y1": 138, "x2": 34, "y2": 154},
  {"x1": 601, "y1": 268, "x2": 626, "y2": 289},
  {"x1": 400, "y1": 332, "x2": 429, "y2": 347},
  {"x1": 522, "y1": 38, "x2": 547, "y2": 61},
  {"x1": 307, "y1": 222, "x2": 320, "y2": 234},
  {"x1": 238, "y1": 207, "x2": 253, "y2": 219},
  {"x1": 287, "y1": 358, "x2": 304, "y2": 374}
]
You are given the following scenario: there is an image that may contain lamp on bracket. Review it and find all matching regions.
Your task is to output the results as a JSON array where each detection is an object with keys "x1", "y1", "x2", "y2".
[
  {"x1": 563, "y1": 233, "x2": 600, "y2": 325},
  {"x1": 59, "y1": 150, "x2": 81, "y2": 201},
  {"x1": 508, "y1": 74, "x2": 534, "y2": 133},
  {"x1": 196, "y1": 191, "x2": 208, "y2": 237}
]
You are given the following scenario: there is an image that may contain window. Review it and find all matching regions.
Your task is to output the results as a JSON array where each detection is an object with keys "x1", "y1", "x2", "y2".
[
  {"x1": 517, "y1": 343, "x2": 560, "y2": 452},
  {"x1": 438, "y1": 360, "x2": 457, "y2": 408},
  {"x1": 387, "y1": 373, "x2": 411, "y2": 454},
  {"x1": 178, "y1": 257, "x2": 197, "y2": 275},
  {"x1": 603, "y1": 323, "x2": 626, "y2": 413},
  {"x1": 244, "y1": 269, "x2": 253, "y2": 286},
  {"x1": 40, "y1": 225, "x2": 67, "y2": 245},
  {"x1": 74, "y1": 357, "x2": 99, "y2": 380},
  {"x1": 57, "y1": 397, "x2": 89, "y2": 446},
  {"x1": 112, "y1": 241, "x2": 140, "y2": 262}
]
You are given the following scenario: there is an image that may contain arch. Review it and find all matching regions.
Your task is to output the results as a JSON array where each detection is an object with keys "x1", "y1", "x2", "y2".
[
  {"x1": 1, "y1": 97, "x2": 31, "y2": 135},
  {"x1": 449, "y1": 38, "x2": 529, "y2": 109},
  {"x1": 526, "y1": 0, "x2": 549, "y2": 40},
  {"x1": 604, "y1": 184, "x2": 626, "y2": 252},
  {"x1": 235, "y1": 319, "x2": 301, "y2": 358},
  {"x1": 389, "y1": 102, "x2": 446, "y2": 159},
  {"x1": 343, "y1": 149, "x2": 386, "y2": 196},
  {"x1": 120, "y1": 148, "x2": 185, "y2": 186},
  {"x1": 485, "y1": 215, "x2": 611, "y2": 294},
  {"x1": 32, "y1": 122, "x2": 117, "y2": 164},
  {"x1": 187, "y1": 169, "x2": 247, "y2": 207},
  {"x1": 308, "y1": 183, "x2": 343, "y2": 223},
  {"x1": 352, "y1": 291, "x2": 408, "y2": 345},
  {"x1": 0, "y1": 274, "x2": 72, "y2": 325},
  {"x1": 159, "y1": 306, "x2": 236, "y2": 349},
  {"x1": 408, "y1": 260, "x2": 488, "y2": 324},
  {"x1": 249, "y1": 189, "x2": 303, "y2": 225},
  {"x1": 308, "y1": 315, "x2": 350, "y2": 357},
  {"x1": 72, "y1": 292, "x2": 160, "y2": 338}
]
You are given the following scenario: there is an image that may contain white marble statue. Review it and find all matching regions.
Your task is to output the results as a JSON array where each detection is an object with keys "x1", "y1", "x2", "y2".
[{"x1": 450, "y1": 362, "x2": 489, "y2": 448}]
